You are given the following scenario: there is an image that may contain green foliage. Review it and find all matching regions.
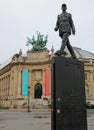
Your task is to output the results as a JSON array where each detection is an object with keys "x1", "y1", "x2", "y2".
[
  {"x1": 0, "y1": 107, "x2": 9, "y2": 109},
  {"x1": 27, "y1": 31, "x2": 48, "y2": 51},
  {"x1": 86, "y1": 102, "x2": 94, "y2": 109}
]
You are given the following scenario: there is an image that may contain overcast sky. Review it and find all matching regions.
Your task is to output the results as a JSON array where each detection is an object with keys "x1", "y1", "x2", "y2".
[{"x1": 0, "y1": 0, "x2": 94, "y2": 63}]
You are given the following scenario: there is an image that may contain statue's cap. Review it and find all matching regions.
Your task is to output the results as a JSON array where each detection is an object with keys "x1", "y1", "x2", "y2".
[{"x1": 62, "y1": 4, "x2": 67, "y2": 7}]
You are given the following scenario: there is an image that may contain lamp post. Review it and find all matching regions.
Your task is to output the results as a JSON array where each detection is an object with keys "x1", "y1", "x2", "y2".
[{"x1": 27, "y1": 86, "x2": 31, "y2": 112}]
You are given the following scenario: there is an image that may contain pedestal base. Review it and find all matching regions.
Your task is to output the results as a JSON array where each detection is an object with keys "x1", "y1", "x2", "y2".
[{"x1": 51, "y1": 57, "x2": 87, "y2": 130}]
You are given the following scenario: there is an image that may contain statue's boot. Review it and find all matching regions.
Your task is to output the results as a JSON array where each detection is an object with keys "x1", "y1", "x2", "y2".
[
  {"x1": 72, "y1": 55, "x2": 77, "y2": 59},
  {"x1": 69, "y1": 49, "x2": 77, "y2": 59},
  {"x1": 55, "y1": 50, "x2": 67, "y2": 56},
  {"x1": 55, "y1": 50, "x2": 61, "y2": 56},
  {"x1": 60, "y1": 50, "x2": 67, "y2": 56}
]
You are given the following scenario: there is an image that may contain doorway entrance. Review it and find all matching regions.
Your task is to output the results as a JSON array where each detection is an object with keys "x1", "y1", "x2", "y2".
[{"x1": 34, "y1": 83, "x2": 42, "y2": 99}]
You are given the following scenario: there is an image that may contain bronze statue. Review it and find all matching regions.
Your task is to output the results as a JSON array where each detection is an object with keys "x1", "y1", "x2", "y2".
[
  {"x1": 54, "y1": 4, "x2": 76, "y2": 59},
  {"x1": 27, "y1": 31, "x2": 48, "y2": 51}
]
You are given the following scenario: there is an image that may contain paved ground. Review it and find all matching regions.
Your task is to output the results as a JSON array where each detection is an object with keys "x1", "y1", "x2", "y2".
[
  {"x1": 0, "y1": 109, "x2": 94, "y2": 130},
  {"x1": 87, "y1": 110, "x2": 94, "y2": 130}
]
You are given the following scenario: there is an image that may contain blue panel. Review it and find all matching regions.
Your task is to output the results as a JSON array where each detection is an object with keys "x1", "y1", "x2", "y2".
[{"x1": 22, "y1": 70, "x2": 28, "y2": 96}]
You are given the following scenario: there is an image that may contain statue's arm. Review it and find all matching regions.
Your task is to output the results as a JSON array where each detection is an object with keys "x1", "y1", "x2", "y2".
[
  {"x1": 70, "y1": 14, "x2": 76, "y2": 35},
  {"x1": 54, "y1": 16, "x2": 59, "y2": 31}
]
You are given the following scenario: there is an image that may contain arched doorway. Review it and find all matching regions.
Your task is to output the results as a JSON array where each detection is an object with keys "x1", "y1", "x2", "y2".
[{"x1": 34, "y1": 83, "x2": 42, "y2": 99}]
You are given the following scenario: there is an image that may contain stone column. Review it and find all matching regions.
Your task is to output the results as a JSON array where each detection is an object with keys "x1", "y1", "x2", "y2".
[
  {"x1": 8, "y1": 75, "x2": 10, "y2": 97},
  {"x1": 18, "y1": 69, "x2": 22, "y2": 97},
  {"x1": 5, "y1": 76, "x2": 8, "y2": 97},
  {"x1": 5, "y1": 77, "x2": 6, "y2": 97},
  {"x1": 2, "y1": 78, "x2": 3, "y2": 96},
  {"x1": 9, "y1": 72, "x2": 14, "y2": 108},
  {"x1": 42, "y1": 68, "x2": 46, "y2": 98},
  {"x1": 13, "y1": 68, "x2": 18, "y2": 98},
  {"x1": 28, "y1": 70, "x2": 32, "y2": 98},
  {"x1": 5, "y1": 77, "x2": 7, "y2": 97},
  {"x1": 6, "y1": 75, "x2": 10, "y2": 98},
  {"x1": 0, "y1": 79, "x2": 1, "y2": 98},
  {"x1": 3, "y1": 78, "x2": 4, "y2": 97},
  {"x1": 28, "y1": 70, "x2": 32, "y2": 87},
  {"x1": 1, "y1": 79, "x2": 2, "y2": 96},
  {"x1": 9, "y1": 71, "x2": 13, "y2": 97},
  {"x1": 1, "y1": 78, "x2": 3, "y2": 96},
  {"x1": 89, "y1": 70, "x2": 94, "y2": 98},
  {"x1": 6, "y1": 77, "x2": 8, "y2": 97},
  {"x1": 2, "y1": 78, "x2": 4, "y2": 96},
  {"x1": 1, "y1": 79, "x2": 2, "y2": 97}
]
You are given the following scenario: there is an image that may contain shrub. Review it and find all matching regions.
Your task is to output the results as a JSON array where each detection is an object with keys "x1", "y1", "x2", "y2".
[
  {"x1": 86, "y1": 102, "x2": 94, "y2": 109},
  {"x1": 0, "y1": 107, "x2": 9, "y2": 109}
]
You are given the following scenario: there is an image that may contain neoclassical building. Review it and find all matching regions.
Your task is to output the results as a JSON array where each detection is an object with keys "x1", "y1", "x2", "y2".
[{"x1": 0, "y1": 47, "x2": 94, "y2": 108}]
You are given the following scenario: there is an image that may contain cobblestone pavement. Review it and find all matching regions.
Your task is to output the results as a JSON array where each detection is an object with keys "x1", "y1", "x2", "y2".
[{"x1": 0, "y1": 109, "x2": 93, "y2": 130}]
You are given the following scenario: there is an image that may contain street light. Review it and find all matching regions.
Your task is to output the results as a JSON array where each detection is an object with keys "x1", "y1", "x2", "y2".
[{"x1": 27, "y1": 86, "x2": 31, "y2": 112}]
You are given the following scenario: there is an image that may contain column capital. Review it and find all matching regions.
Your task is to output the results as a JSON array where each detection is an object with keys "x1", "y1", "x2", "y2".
[
  {"x1": 18, "y1": 68, "x2": 23, "y2": 72},
  {"x1": 28, "y1": 69, "x2": 32, "y2": 72}
]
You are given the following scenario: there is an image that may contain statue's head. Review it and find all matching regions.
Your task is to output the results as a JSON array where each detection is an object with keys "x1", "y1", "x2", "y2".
[{"x1": 61, "y1": 4, "x2": 67, "y2": 12}]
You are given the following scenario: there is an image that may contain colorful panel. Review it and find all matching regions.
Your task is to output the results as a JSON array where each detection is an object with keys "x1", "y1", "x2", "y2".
[
  {"x1": 45, "y1": 68, "x2": 50, "y2": 96},
  {"x1": 22, "y1": 70, "x2": 28, "y2": 96}
]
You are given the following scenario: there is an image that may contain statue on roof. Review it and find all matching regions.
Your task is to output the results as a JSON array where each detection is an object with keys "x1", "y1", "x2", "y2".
[{"x1": 26, "y1": 31, "x2": 48, "y2": 51}]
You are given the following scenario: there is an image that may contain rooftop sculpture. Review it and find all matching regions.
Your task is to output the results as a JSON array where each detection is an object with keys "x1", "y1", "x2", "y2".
[{"x1": 27, "y1": 31, "x2": 48, "y2": 51}]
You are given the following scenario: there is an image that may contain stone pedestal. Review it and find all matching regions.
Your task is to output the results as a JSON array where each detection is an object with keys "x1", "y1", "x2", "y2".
[
  {"x1": 51, "y1": 57, "x2": 87, "y2": 130},
  {"x1": 26, "y1": 49, "x2": 49, "y2": 62}
]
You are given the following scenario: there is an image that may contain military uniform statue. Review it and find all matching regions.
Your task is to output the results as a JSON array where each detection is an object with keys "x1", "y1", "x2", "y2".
[{"x1": 54, "y1": 4, "x2": 76, "y2": 59}]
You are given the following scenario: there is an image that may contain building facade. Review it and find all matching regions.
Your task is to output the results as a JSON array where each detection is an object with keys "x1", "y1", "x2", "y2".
[{"x1": 0, "y1": 48, "x2": 94, "y2": 108}]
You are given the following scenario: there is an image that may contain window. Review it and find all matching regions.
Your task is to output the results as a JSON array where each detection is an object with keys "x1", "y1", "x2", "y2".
[
  {"x1": 85, "y1": 73, "x2": 87, "y2": 80},
  {"x1": 35, "y1": 70, "x2": 41, "y2": 80},
  {"x1": 85, "y1": 84, "x2": 89, "y2": 97}
]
